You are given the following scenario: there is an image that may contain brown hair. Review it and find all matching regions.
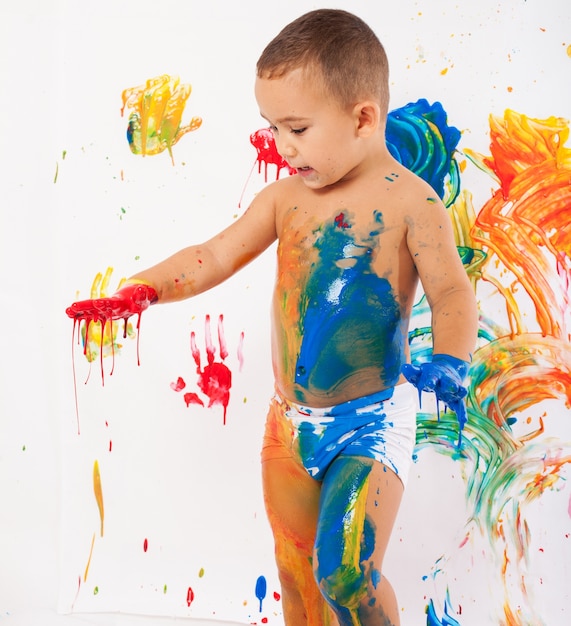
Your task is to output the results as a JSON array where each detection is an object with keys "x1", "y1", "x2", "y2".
[{"x1": 257, "y1": 9, "x2": 390, "y2": 115}]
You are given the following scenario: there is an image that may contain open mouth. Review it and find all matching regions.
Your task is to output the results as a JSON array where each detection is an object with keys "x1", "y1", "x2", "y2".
[{"x1": 296, "y1": 166, "x2": 313, "y2": 176}]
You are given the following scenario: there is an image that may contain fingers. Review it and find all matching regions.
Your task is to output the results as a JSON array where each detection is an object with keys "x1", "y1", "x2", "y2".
[
  {"x1": 401, "y1": 361, "x2": 468, "y2": 427},
  {"x1": 401, "y1": 363, "x2": 421, "y2": 386}
]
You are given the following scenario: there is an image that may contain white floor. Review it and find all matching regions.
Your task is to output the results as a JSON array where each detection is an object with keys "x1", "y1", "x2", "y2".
[{"x1": 0, "y1": 611, "x2": 241, "y2": 626}]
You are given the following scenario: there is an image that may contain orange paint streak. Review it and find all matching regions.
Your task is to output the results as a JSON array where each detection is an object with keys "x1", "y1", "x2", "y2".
[
  {"x1": 468, "y1": 110, "x2": 571, "y2": 338},
  {"x1": 83, "y1": 532, "x2": 96, "y2": 581},
  {"x1": 93, "y1": 460, "x2": 104, "y2": 537}
]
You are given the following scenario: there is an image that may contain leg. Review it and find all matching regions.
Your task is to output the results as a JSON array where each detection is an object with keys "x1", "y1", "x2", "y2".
[
  {"x1": 313, "y1": 456, "x2": 404, "y2": 626},
  {"x1": 262, "y1": 455, "x2": 338, "y2": 625},
  {"x1": 261, "y1": 400, "x2": 336, "y2": 625}
]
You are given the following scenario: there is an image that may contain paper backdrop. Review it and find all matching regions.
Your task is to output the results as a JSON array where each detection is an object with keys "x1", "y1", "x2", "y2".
[{"x1": 1, "y1": 0, "x2": 570, "y2": 625}]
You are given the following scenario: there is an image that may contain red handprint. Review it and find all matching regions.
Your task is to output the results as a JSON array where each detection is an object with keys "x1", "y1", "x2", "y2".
[{"x1": 171, "y1": 314, "x2": 236, "y2": 424}]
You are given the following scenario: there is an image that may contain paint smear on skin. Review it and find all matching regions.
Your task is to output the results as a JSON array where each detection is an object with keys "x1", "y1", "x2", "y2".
[
  {"x1": 386, "y1": 99, "x2": 462, "y2": 207},
  {"x1": 255, "y1": 575, "x2": 267, "y2": 612},
  {"x1": 314, "y1": 459, "x2": 372, "y2": 613},
  {"x1": 121, "y1": 75, "x2": 202, "y2": 165},
  {"x1": 293, "y1": 212, "x2": 403, "y2": 399},
  {"x1": 93, "y1": 460, "x2": 104, "y2": 537}
]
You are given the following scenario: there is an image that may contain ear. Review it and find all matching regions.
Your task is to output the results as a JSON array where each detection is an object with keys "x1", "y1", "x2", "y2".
[{"x1": 352, "y1": 101, "x2": 381, "y2": 137}]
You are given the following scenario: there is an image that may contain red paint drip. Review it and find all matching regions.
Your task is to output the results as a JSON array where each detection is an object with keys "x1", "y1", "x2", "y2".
[
  {"x1": 273, "y1": 591, "x2": 281, "y2": 601},
  {"x1": 238, "y1": 128, "x2": 297, "y2": 208},
  {"x1": 143, "y1": 538, "x2": 148, "y2": 552},
  {"x1": 250, "y1": 128, "x2": 297, "y2": 182},
  {"x1": 66, "y1": 283, "x2": 157, "y2": 387},
  {"x1": 186, "y1": 586, "x2": 195, "y2": 607}
]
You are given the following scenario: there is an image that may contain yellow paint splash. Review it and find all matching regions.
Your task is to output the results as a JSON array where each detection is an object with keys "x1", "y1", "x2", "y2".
[
  {"x1": 81, "y1": 268, "x2": 135, "y2": 363},
  {"x1": 121, "y1": 74, "x2": 202, "y2": 164}
]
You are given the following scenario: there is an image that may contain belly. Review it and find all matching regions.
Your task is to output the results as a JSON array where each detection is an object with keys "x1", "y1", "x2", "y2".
[{"x1": 272, "y1": 266, "x2": 407, "y2": 405}]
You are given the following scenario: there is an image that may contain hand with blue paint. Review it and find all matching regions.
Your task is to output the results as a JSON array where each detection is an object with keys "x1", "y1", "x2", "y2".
[{"x1": 402, "y1": 354, "x2": 470, "y2": 431}]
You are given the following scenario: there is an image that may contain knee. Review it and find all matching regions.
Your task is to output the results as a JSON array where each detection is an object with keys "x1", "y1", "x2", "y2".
[
  {"x1": 313, "y1": 518, "x2": 379, "y2": 612},
  {"x1": 314, "y1": 559, "x2": 368, "y2": 612}
]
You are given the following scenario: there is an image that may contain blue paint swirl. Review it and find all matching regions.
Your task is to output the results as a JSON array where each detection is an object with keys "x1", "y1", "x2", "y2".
[{"x1": 386, "y1": 99, "x2": 461, "y2": 207}]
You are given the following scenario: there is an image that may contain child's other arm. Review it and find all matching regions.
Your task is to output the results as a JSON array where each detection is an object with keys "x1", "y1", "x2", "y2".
[{"x1": 407, "y1": 195, "x2": 478, "y2": 362}]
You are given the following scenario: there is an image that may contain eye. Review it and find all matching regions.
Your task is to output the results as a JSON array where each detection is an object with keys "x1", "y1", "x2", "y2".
[{"x1": 291, "y1": 127, "x2": 306, "y2": 135}]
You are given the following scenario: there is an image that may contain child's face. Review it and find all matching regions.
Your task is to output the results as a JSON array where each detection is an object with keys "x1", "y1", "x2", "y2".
[{"x1": 255, "y1": 67, "x2": 363, "y2": 190}]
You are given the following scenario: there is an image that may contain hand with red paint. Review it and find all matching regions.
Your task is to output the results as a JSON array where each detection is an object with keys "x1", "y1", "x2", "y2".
[
  {"x1": 66, "y1": 281, "x2": 158, "y2": 323},
  {"x1": 402, "y1": 354, "x2": 470, "y2": 432}
]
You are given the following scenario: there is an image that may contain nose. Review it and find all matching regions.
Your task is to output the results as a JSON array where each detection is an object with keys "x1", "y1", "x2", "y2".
[{"x1": 274, "y1": 133, "x2": 296, "y2": 160}]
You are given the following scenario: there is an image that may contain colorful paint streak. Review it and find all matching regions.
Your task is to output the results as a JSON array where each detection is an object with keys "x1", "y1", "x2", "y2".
[
  {"x1": 314, "y1": 459, "x2": 373, "y2": 620},
  {"x1": 121, "y1": 74, "x2": 202, "y2": 164},
  {"x1": 386, "y1": 99, "x2": 461, "y2": 208},
  {"x1": 93, "y1": 460, "x2": 104, "y2": 537},
  {"x1": 397, "y1": 105, "x2": 571, "y2": 624}
]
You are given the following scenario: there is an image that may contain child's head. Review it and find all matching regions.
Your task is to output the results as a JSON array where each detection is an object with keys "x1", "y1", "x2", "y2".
[{"x1": 257, "y1": 9, "x2": 390, "y2": 116}]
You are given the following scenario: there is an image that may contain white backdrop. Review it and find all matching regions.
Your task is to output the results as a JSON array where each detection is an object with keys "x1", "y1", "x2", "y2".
[{"x1": 1, "y1": 1, "x2": 570, "y2": 625}]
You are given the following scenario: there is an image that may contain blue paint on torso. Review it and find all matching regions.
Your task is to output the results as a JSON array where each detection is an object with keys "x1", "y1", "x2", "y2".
[{"x1": 294, "y1": 213, "x2": 402, "y2": 398}]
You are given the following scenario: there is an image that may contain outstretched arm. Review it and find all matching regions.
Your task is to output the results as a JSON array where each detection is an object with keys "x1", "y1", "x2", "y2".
[{"x1": 66, "y1": 185, "x2": 279, "y2": 320}]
